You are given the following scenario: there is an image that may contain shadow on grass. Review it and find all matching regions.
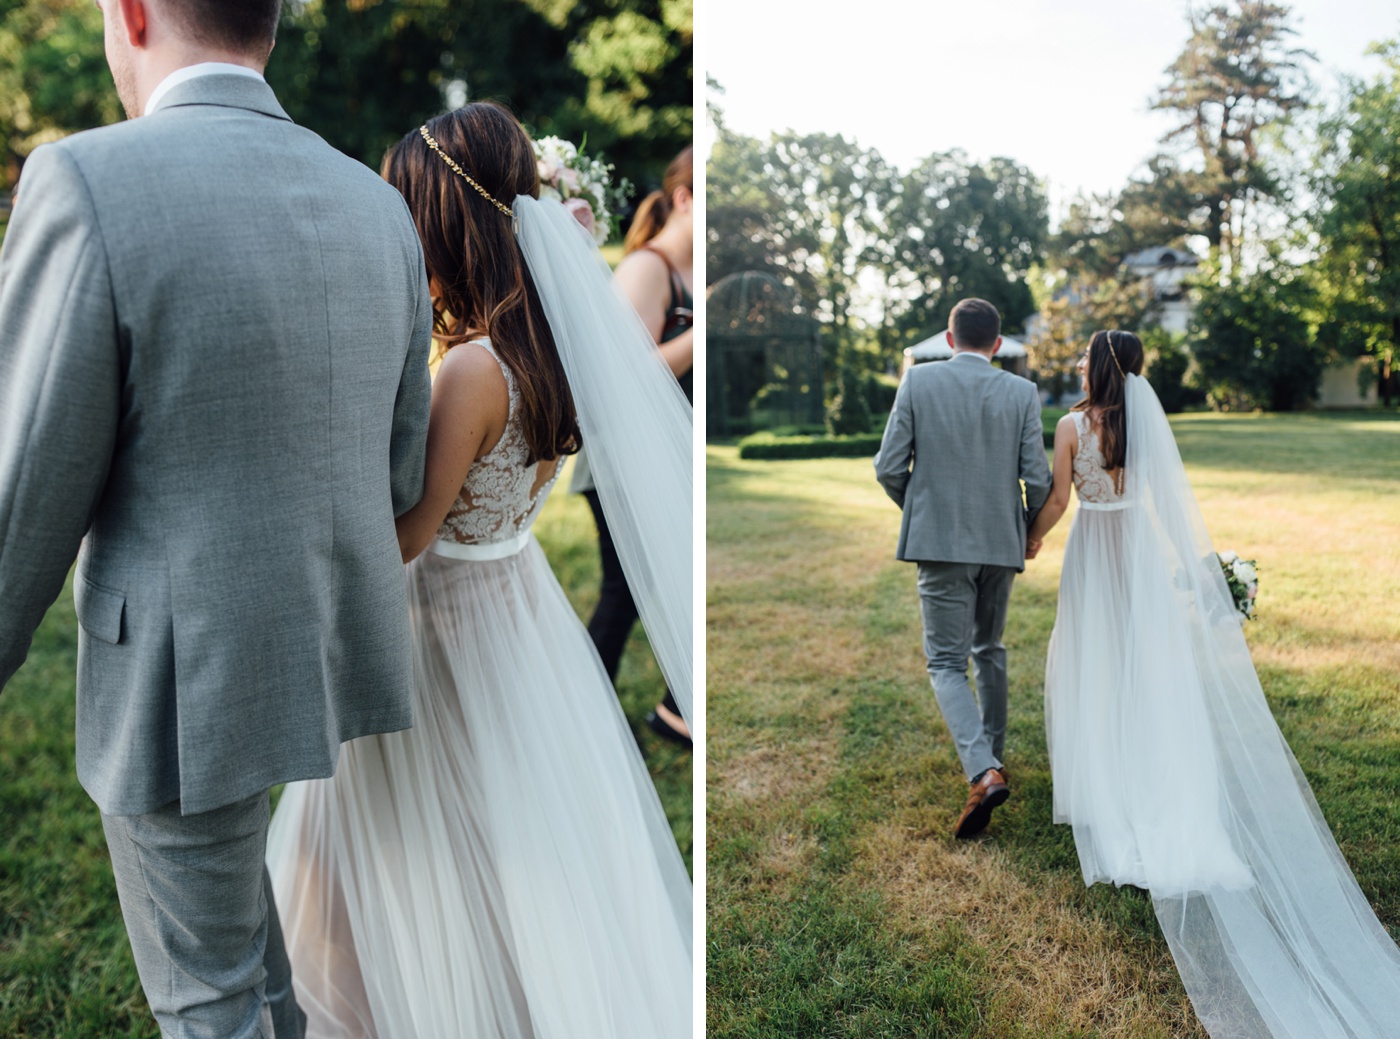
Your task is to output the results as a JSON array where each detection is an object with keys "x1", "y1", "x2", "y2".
[
  {"x1": 708, "y1": 420, "x2": 1400, "y2": 1038},
  {"x1": 1170, "y1": 411, "x2": 1400, "y2": 485}
]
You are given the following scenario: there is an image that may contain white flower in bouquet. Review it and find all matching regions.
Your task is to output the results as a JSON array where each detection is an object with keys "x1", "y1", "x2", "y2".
[
  {"x1": 1217, "y1": 551, "x2": 1261, "y2": 621},
  {"x1": 530, "y1": 134, "x2": 632, "y2": 247}
]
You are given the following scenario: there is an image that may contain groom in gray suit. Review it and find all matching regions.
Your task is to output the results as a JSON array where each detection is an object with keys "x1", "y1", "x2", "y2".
[
  {"x1": 875, "y1": 299, "x2": 1051, "y2": 839},
  {"x1": 0, "y1": 1, "x2": 432, "y2": 1035}
]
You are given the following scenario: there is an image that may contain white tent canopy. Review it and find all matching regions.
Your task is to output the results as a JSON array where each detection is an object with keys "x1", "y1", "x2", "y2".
[{"x1": 903, "y1": 332, "x2": 1028, "y2": 365}]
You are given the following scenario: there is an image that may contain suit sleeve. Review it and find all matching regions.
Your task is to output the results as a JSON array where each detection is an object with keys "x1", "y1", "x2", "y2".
[
  {"x1": 0, "y1": 145, "x2": 120, "y2": 690},
  {"x1": 389, "y1": 238, "x2": 433, "y2": 518},
  {"x1": 1020, "y1": 383, "x2": 1052, "y2": 524},
  {"x1": 873, "y1": 371, "x2": 915, "y2": 508}
]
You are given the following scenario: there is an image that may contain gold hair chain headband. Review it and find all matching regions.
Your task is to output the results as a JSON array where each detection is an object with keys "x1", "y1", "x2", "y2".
[
  {"x1": 419, "y1": 125, "x2": 514, "y2": 218},
  {"x1": 1103, "y1": 330, "x2": 1126, "y2": 378}
]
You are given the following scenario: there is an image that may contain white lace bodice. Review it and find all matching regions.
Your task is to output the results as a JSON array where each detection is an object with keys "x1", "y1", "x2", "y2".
[
  {"x1": 1071, "y1": 410, "x2": 1125, "y2": 505},
  {"x1": 436, "y1": 339, "x2": 562, "y2": 545}
]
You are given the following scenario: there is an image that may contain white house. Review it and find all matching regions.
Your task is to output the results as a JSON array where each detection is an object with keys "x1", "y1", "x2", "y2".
[{"x1": 1123, "y1": 246, "x2": 1198, "y2": 334}]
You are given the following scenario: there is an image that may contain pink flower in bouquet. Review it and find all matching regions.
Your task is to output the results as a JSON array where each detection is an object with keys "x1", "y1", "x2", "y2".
[
  {"x1": 564, "y1": 196, "x2": 596, "y2": 236},
  {"x1": 537, "y1": 158, "x2": 560, "y2": 187},
  {"x1": 559, "y1": 167, "x2": 581, "y2": 192}
]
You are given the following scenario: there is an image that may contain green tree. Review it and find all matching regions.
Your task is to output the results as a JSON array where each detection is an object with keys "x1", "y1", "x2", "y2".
[
  {"x1": 1142, "y1": 328, "x2": 1198, "y2": 413},
  {"x1": 0, "y1": 0, "x2": 689, "y2": 208},
  {"x1": 1189, "y1": 262, "x2": 1324, "y2": 410},
  {"x1": 1026, "y1": 274, "x2": 1156, "y2": 393},
  {"x1": 704, "y1": 123, "x2": 785, "y2": 285},
  {"x1": 1048, "y1": 155, "x2": 1202, "y2": 281},
  {"x1": 267, "y1": 0, "x2": 690, "y2": 195},
  {"x1": 1311, "y1": 39, "x2": 1400, "y2": 406},
  {"x1": 704, "y1": 128, "x2": 896, "y2": 363},
  {"x1": 1153, "y1": 1, "x2": 1313, "y2": 271},
  {"x1": 0, "y1": 0, "x2": 120, "y2": 190},
  {"x1": 886, "y1": 151, "x2": 1047, "y2": 350}
]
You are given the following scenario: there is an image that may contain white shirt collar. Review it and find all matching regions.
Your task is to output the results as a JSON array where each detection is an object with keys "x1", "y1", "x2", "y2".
[
  {"x1": 951, "y1": 350, "x2": 993, "y2": 363},
  {"x1": 145, "y1": 62, "x2": 266, "y2": 117}
]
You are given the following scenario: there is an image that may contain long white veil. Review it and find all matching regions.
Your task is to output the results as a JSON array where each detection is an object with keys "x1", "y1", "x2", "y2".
[
  {"x1": 1120, "y1": 373, "x2": 1400, "y2": 1036},
  {"x1": 513, "y1": 196, "x2": 694, "y2": 728}
]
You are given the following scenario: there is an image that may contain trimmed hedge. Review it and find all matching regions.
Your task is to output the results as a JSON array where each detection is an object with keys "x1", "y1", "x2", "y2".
[
  {"x1": 738, "y1": 404, "x2": 1064, "y2": 459},
  {"x1": 738, "y1": 432, "x2": 884, "y2": 460}
]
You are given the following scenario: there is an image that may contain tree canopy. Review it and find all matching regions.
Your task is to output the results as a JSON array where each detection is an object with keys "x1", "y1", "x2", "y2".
[
  {"x1": 0, "y1": 0, "x2": 692, "y2": 204},
  {"x1": 1151, "y1": 0, "x2": 1313, "y2": 271},
  {"x1": 705, "y1": 126, "x2": 1046, "y2": 372},
  {"x1": 1310, "y1": 40, "x2": 1400, "y2": 403}
]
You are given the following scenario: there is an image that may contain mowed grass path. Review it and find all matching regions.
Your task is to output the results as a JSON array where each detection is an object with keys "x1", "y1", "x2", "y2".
[
  {"x1": 0, "y1": 465, "x2": 690, "y2": 1038},
  {"x1": 707, "y1": 410, "x2": 1400, "y2": 1038}
]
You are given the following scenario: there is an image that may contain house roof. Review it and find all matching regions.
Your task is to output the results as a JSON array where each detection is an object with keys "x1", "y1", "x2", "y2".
[{"x1": 1123, "y1": 246, "x2": 1199, "y2": 270}]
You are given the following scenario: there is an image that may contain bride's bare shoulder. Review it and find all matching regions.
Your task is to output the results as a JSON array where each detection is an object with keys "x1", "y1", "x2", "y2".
[
  {"x1": 1054, "y1": 412, "x2": 1080, "y2": 458},
  {"x1": 433, "y1": 340, "x2": 511, "y2": 429}
]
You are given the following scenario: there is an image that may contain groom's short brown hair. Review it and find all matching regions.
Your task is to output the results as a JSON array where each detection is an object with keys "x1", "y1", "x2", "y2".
[
  {"x1": 948, "y1": 298, "x2": 1001, "y2": 350},
  {"x1": 157, "y1": 0, "x2": 282, "y2": 58}
]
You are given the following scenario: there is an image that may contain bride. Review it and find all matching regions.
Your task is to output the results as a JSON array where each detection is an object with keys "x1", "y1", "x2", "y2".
[
  {"x1": 265, "y1": 103, "x2": 692, "y2": 1038},
  {"x1": 1029, "y1": 330, "x2": 1400, "y2": 1038}
]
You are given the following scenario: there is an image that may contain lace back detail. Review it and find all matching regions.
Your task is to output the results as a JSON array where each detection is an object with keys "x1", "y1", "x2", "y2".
[
  {"x1": 1071, "y1": 410, "x2": 1125, "y2": 504},
  {"x1": 437, "y1": 339, "x2": 562, "y2": 545}
]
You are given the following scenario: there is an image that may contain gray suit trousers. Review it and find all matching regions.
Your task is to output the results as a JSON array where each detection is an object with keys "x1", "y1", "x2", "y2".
[
  {"x1": 917, "y1": 562, "x2": 1017, "y2": 781},
  {"x1": 101, "y1": 791, "x2": 305, "y2": 1039}
]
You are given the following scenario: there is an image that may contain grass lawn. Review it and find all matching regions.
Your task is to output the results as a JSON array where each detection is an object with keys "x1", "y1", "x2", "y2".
[
  {"x1": 706, "y1": 409, "x2": 1400, "y2": 1038},
  {"x1": 0, "y1": 461, "x2": 689, "y2": 1038}
]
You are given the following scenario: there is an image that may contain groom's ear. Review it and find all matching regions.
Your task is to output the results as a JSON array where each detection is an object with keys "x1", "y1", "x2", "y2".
[
  {"x1": 990, "y1": 336, "x2": 1003, "y2": 357},
  {"x1": 945, "y1": 330, "x2": 955, "y2": 350},
  {"x1": 115, "y1": 0, "x2": 150, "y2": 48}
]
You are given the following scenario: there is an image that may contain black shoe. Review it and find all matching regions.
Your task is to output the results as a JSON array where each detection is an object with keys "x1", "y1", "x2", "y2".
[{"x1": 646, "y1": 708, "x2": 693, "y2": 750}]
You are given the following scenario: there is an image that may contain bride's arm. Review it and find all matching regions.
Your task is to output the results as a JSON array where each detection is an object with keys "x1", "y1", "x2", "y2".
[
  {"x1": 393, "y1": 343, "x2": 509, "y2": 563},
  {"x1": 1026, "y1": 415, "x2": 1078, "y2": 555}
]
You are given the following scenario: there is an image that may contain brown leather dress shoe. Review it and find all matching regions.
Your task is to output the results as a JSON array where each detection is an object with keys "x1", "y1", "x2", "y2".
[{"x1": 954, "y1": 768, "x2": 1010, "y2": 839}]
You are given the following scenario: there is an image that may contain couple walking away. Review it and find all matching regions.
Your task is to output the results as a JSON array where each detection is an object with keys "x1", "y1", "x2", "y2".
[
  {"x1": 0, "y1": 1, "x2": 692, "y2": 1037},
  {"x1": 875, "y1": 297, "x2": 1400, "y2": 1037}
]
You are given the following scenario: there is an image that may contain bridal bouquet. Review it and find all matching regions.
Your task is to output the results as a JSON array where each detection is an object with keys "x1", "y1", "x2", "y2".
[
  {"x1": 533, "y1": 136, "x2": 631, "y2": 247},
  {"x1": 1218, "y1": 550, "x2": 1260, "y2": 620}
]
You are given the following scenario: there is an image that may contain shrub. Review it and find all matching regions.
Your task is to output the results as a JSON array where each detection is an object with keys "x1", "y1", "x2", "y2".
[
  {"x1": 863, "y1": 372, "x2": 900, "y2": 419},
  {"x1": 826, "y1": 364, "x2": 874, "y2": 435},
  {"x1": 1143, "y1": 331, "x2": 1201, "y2": 413},
  {"x1": 1189, "y1": 269, "x2": 1326, "y2": 411},
  {"x1": 738, "y1": 432, "x2": 884, "y2": 460}
]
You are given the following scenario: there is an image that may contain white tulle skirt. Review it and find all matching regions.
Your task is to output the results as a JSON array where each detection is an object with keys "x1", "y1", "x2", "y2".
[
  {"x1": 1043, "y1": 374, "x2": 1400, "y2": 1039},
  {"x1": 265, "y1": 536, "x2": 692, "y2": 1039},
  {"x1": 1045, "y1": 502, "x2": 1251, "y2": 896}
]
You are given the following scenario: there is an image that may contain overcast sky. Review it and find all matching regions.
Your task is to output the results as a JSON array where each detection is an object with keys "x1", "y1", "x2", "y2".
[{"x1": 705, "y1": 0, "x2": 1399, "y2": 215}]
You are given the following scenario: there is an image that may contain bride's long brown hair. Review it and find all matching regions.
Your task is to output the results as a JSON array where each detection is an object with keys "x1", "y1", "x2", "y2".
[
  {"x1": 1072, "y1": 329, "x2": 1145, "y2": 471},
  {"x1": 382, "y1": 102, "x2": 580, "y2": 465}
]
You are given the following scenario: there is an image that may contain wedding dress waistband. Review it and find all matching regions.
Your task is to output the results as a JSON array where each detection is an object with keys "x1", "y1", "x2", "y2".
[
  {"x1": 1078, "y1": 499, "x2": 1138, "y2": 512},
  {"x1": 430, "y1": 530, "x2": 532, "y2": 561}
]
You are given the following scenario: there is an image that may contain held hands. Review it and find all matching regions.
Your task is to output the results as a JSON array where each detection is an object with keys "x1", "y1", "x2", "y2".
[{"x1": 1026, "y1": 538, "x2": 1043, "y2": 560}]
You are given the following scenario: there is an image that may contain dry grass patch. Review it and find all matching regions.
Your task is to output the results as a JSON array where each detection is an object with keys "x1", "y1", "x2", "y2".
[
  {"x1": 862, "y1": 822, "x2": 1205, "y2": 1038},
  {"x1": 717, "y1": 741, "x2": 837, "y2": 806},
  {"x1": 708, "y1": 410, "x2": 1400, "y2": 1038}
]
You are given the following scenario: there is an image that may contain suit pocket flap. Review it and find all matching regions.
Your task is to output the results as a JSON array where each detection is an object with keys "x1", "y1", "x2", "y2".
[{"x1": 75, "y1": 576, "x2": 125, "y2": 645}]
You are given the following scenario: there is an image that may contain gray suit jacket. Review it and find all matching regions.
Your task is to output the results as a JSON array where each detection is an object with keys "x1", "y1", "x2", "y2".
[
  {"x1": 873, "y1": 353, "x2": 1052, "y2": 572},
  {"x1": 0, "y1": 75, "x2": 434, "y2": 815}
]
